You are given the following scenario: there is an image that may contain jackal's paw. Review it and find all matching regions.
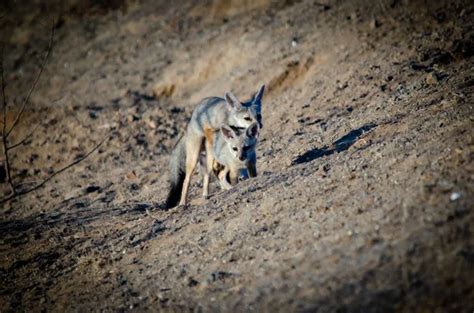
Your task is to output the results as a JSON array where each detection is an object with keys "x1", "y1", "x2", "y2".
[{"x1": 178, "y1": 203, "x2": 190, "y2": 209}]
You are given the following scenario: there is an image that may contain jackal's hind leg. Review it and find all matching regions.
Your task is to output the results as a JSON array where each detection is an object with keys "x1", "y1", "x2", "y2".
[{"x1": 179, "y1": 134, "x2": 204, "y2": 206}]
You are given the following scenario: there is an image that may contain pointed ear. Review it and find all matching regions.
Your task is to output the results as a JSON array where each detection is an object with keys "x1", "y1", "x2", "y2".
[
  {"x1": 224, "y1": 92, "x2": 241, "y2": 110},
  {"x1": 246, "y1": 122, "x2": 259, "y2": 138},
  {"x1": 252, "y1": 84, "x2": 265, "y2": 104},
  {"x1": 221, "y1": 125, "x2": 237, "y2": 140}
]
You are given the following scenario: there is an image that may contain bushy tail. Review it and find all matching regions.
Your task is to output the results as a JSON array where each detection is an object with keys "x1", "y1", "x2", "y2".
[{"x1": 164, "y1": 136, "x2": 186, "y2": 209}]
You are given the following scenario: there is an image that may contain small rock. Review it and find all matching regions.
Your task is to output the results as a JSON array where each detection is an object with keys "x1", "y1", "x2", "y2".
[
  {"x1": 337, "y1": 81, "x2": 349, "y2": 90},
  {"x1": 127, "y1": 114, "x2": 140, "y2": 123},
  {"x1": 348, "y1": 12, "x2": 357, "y2": 21},
  {"x1": 147, "y1": 120, "x2": 157, "y2": 129},
  {"x1": 370, "y1": 19, "x2": 381, "y2": 29},
  {"x1": 129, "y1": 183, "x2": 140, "y2": 191},
  {"x1": 126, "y1": 171, "x2": 138, "y2": 180},
  {"x1": 98, "y1": 123, "x2": 111, "y2": 129},
  {"x1": 426, "y1": 72, "x2": 438, "y2": 85},
  {"x1": 353, "y1": 138, "x2": 371, "y2": 150},
  {"x1": 153, "y1": 83, "x2": 175, "y2": 98},
  {"x1": 188, "y1": 277, "x2": 199, "y2": 287},
  {"x1": 450, "y1": 192, "x2": 461, "y2": 201}
]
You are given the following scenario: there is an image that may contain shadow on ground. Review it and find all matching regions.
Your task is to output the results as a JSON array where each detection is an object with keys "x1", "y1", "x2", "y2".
[{"x1": 292, "y1": 123, "x2": 377, "y2": 165}]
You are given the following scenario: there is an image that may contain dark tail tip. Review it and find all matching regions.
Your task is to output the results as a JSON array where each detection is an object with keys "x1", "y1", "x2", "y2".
[{"x1": 164, "y1": 171, "x2": 185, "y2": 209}]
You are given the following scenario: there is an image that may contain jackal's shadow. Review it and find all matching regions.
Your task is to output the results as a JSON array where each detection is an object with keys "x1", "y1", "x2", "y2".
[{"x1": 291, "y1": 123, "x2": 376, "y2": 165}]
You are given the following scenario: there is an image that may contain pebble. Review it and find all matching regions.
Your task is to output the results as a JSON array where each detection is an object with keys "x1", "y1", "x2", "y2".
[
  {"x1": 370, "y1": 19, "x2": 381, "y2": 29},
  {"x1": 426, "y1": 72, "x2": 438, "y2": 85},
  {"x1": 153, "y1": 83, "x2": 175, "y2": 98},
  {"x1": 147, "y1": 120, "x2": 157, "y2": 129},
  {"x1": 450, "y1": 192, "x2": 461, "y2": 201}
]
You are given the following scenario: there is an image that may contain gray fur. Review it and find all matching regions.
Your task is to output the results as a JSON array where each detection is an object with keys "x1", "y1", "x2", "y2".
[
  {"x1": 209, "y1": 122, "x2": 259, "y2": 189},
  {"x1": 187, "y1": 95, "x2": 258, "y2": 137},
  {"x1": 165, "y1": 86, "x2": 265, "y2": 207}
]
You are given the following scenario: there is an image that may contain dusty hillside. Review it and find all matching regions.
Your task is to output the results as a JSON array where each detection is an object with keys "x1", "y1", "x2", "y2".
[{"x1": 0, "y1": 0, "x2": 473, "y2": 311}]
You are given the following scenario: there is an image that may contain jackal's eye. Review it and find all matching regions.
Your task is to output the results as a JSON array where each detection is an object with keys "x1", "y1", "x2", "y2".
[
  {"x1": 244, "y1": 117, "x2": 252, "y2": 121},
  {"x1": 232, "y1": 147, "x2": 238, "y2": 151}
]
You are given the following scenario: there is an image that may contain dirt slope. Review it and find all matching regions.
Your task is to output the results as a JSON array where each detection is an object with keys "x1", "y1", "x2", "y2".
[{"x1": 1, "y1": 0, "x2": 473, "y2": 311}]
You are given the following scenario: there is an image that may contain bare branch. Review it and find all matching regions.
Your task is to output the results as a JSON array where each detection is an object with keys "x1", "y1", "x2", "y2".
[
  {"x1": 5, "y1": 20, "x2": 55, "y2": 138},
  {"x1": 1, "y1": 42, "x2": 15, "y2": 196},
  {"x1": 0, "y1": 135, "x2": 110, "y2": 203},
  {"x1": 7, "y1": 122, "x2": 40, "y2": 150},
  {"x1": 1, "y1": 46, "x2": 7, "y2": 124},
  {"x1": 7, "y1": 106, "x2": 51, "y2": 150}
]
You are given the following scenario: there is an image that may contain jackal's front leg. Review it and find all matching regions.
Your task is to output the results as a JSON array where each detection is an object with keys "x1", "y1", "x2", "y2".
[
  {"x1": 202, "y1": 127, "x2": 219, "y2": 199},
  {"x1": 202, "y1": 138, "x2": 214, "y2": 199},
  {"x1": 247, "y1": 161, "x2": 257, "y2": 178},
  {"x1": 228, "y1": 170, "x2": 239, "y2": 186}
]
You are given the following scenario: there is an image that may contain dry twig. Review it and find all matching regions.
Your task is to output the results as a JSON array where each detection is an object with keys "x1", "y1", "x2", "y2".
[
  {"x1": 1, "y1": 20, "x2": 55, "y2": 197},
  {"x1": 0, "y1": 134, "x2": 110, "y2": 203},
  {"x1": 7, "y1": 106, "x2": 51, "y2": 150},
  {"x1": 5, "y1": 21, "x2": 55, "y2": 138},
  {"x1": 1, "y1": 46, "x2": 14, "y2": 195}
]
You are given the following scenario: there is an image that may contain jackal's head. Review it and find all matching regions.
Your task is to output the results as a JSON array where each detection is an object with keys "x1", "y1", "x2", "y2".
[
  {"x1": 220, "y1": 122, "x2": 259, "y2": 162},
  {"x1": 225, "y1": 85, "x2": 265, "y2": 129}
]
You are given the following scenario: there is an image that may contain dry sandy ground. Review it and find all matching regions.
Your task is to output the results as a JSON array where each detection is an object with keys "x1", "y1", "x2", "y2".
[{"x1": 0, "y1": 0, "x2": 473, "y2": 311}]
